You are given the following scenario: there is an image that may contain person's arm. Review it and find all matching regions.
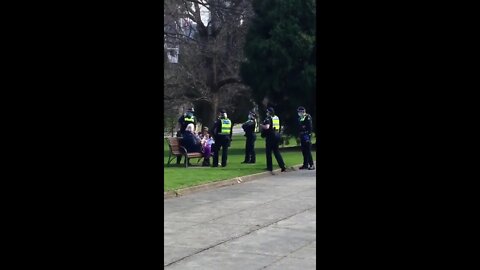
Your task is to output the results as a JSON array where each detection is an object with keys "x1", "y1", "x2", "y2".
[
  {"x1": 211, "y1": 121, "x2": 218, "y2": 136},
  {"x1": 306, "y1": 115, "x2": 313, "y2": 134},
  {"x1": 230, "y1": 122, "x2": 233, "y2": 140},
  {"x1": 176, "y1": 116, "x2": 183, "y2": 131},
  {"x1": 298, "y1": 117, "x2": 305, "y2": 135},
  {"x1": 260, "y1": 118, "x2": 271, "y2": 130}
]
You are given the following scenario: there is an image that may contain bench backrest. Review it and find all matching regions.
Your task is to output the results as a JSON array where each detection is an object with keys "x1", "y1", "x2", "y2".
[{"x1": 166, "y1": 137, "x2": 182, "y2": 155}]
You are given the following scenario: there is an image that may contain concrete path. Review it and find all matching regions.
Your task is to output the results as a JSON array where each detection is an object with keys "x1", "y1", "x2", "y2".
[{"x1": 164, "y1": 169, "x2": 316, "y2": 269}]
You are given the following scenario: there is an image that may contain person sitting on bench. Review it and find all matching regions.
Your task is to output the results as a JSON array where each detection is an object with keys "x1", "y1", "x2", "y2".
[
  {"x1": 200, "y1": 127, "x2": 214, "y2": 166},
  {"x1": 182, "y1": 124, "x2": 202, "y2": 154}
]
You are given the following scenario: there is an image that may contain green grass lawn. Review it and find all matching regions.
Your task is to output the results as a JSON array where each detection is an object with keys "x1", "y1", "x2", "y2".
[{"x1": 164, "y1": 134, "x2": 316, "y2": 191}]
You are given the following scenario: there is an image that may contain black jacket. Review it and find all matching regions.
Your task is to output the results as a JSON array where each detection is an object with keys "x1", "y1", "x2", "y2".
[
  {"x1": 178, "y1": 115, "x2": 197, "y2": 134},
  {"x1": 261, "y1": 115, "x2": 278, "y2": 140},
  {"x1": 298, "y1": 114, "x2": 312, "y2": 135},
  {"x1": 181, "y1": 132, "x2": 202, "y2": 153},
  {"x1": 242, "y1": 119, "x2": 256, "y2": 137}
]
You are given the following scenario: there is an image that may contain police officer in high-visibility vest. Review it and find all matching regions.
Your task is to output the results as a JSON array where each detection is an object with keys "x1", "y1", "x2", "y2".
[
  {"x1": 260, "y1": 107, "x2": 286, "y2": 174},
  {"x1": 297, "y1": 106, "x2": 315, "y2": 170},
  {"x1": 176, "y1": 107, "x2": 197, "y2": 165},
  {"x1": 211, "y1": 109, "x2": 233, "y2": 167},
  {"x1": 241, "y1": 110, "x2": 257, "y2": 164}
]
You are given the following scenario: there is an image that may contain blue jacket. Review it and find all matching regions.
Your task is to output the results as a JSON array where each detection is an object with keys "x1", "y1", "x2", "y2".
[{"x1": 181, "y1": 132, "x2": 202, "y2": 153}]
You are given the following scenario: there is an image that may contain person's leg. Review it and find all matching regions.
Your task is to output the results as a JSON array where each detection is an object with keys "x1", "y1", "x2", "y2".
[
  {"x1": 204, "y1": 145, "x2": 211, "y2": 158},
  {"x1": 201, "y1": 144, "x2": 208, "y2": 166},
  {"x1": 250, "y1": 136, "x2": 256, "y2": 163},
  {"x1": 300, "y1": 139, "x2": 308, "y2": 168},
  {"x1": 212, "y1": 142, "x2": 218, "y2": 167},
  {"x1": 222, "y1": 142, "x2": 228, "y2": 167},
  {"x1": 306, "y1": 141, "x2": 314, "y2": 167},
  {"x1": 266, "y1": 140, "x2": 273, "y2": 171},
  {"x1": 245, "y1": 136, "x2": 253, "y2": 163},
  {"x1": 243, "y1": 138, "x2": 249, "y2": 163},
  {"x1": 242, "y1": 138, "x2": 249, "y2": 163},
  {"x1": 272, "y1": 136, "x2": 285, "y2": 170},
  {"x1": 272, "y1": 147, "x2": 285, "y2": 170},
  {"x1": 176, "y1": 134, "x2": 183, "y2": 164}
]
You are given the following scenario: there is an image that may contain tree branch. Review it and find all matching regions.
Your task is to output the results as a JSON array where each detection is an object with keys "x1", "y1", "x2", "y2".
[{"x1": 217, "y1": 78, "x2": 242, "y2": 89}]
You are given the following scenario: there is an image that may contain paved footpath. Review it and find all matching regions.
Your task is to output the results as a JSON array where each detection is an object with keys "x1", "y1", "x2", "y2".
[{"x1": 164, "y1": 169, "x2": 316, "y2": 269}]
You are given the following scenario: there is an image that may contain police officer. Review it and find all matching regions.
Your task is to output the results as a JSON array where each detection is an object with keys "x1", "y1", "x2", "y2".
[
  {"x1": 260, "y1": 107, "x2": 286, "y2": 174},
  {"x1": 176, "y1": 107, "x2": 197, "y2": 165},
  {"x1": 241, "y1": 111, "x2": 256, "y2": 164},
  {"x1": 211, "y1": 109, "x2": 233, "y2": 167},
  {"x1": 297, "y1": 106, "x2": 315, "y2": 170}
]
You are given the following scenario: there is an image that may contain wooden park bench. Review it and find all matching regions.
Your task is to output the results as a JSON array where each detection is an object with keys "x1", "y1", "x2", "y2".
[{"x1": 165, "y1": 137, "x2": 204, "y2": 168}]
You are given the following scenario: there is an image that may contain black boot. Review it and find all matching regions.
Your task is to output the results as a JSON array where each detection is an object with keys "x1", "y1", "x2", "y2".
[{"x1": 202, "y1": 158, "x2": 209, "y2": 167}]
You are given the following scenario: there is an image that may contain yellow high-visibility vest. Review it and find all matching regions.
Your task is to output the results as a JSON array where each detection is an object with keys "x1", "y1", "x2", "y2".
[
  {"x1": 184, "y1": 117, "x2": 195, "y2": 123},
  {"x1": 272, "y1": 116, "x2": 280, "y2": 131},
  {"x1": 220, "y1": 118, "x2": 232, "y2": 135}
]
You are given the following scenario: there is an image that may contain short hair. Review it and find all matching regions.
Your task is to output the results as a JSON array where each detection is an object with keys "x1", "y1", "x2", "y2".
[{"x1": 186, "y1": 123, "x2": 195, "y2": 132}]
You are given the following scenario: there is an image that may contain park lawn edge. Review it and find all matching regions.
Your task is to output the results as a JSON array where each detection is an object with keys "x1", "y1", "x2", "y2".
[{"x1": 164, "y1": 162, "x2": 316, "y2": 199}]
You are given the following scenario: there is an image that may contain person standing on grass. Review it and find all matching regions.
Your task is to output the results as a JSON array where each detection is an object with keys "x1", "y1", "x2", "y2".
[
  {"x1": 260, "y1": 107, "x2": 286, "y2": 175},
  {"x1": 297, "y1": 106, "x2": 315, "y2": 170},
  {"x1": 241, "y1": 110, "x2": 257, "y2": 164},
  {"x1": 211, "y1": 109, "x2": 233, "y2": 167}
]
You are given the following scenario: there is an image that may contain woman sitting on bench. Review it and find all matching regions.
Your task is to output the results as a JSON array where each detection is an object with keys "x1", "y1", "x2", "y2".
[{"x1": 182, "y1": 124, "x2": 202, "y2": 154}]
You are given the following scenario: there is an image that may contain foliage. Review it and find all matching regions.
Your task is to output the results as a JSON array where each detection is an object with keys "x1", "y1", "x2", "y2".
[
  {"x1": 164, "y1": 0, "x2": 256, "y2": 128},
  {"x1": 240, "y1": 0, "x2": 316, "y2": 135}
]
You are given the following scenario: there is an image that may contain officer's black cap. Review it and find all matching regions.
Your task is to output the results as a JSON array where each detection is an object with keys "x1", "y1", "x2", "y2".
[
  {"x1": 297, "y1": 106, "x2": 305, "y2": 111},
  {"x1": 249, "y1": 111, "x2": 257, "y2": 117},
  {"x1": 187, "y1": 107, "x2": 195, "y2": 112},
  {"x1": 219, "y1": 109, "x2": 226, "y2": 113},
  {"x1": 267, "y1": 107, "x2": 275, "y2": 114}
]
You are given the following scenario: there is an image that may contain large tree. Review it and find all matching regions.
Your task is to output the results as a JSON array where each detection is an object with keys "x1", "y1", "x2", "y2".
[
  {"x1": 240, "y1": 0, "x2": 316, "y2": 136},
  {"x1": 164, "y1": 0, "x2": 255, "y2": 128}
]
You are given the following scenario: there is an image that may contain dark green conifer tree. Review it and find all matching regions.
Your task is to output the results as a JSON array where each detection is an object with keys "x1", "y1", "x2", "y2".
[{"x1": 240, "y1": 0, "x2": 316, "y2": 136}]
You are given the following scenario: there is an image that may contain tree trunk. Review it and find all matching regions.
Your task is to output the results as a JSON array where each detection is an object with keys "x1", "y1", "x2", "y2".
[{"x1": 210, "y1": 93, "x2": 219, "y2": 129}]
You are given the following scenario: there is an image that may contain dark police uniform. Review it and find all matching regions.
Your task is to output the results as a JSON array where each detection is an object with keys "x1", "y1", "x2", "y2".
[
  {"x1": 211, "y1": 116, "x2": 232, "y2": 167},
  {"x1": 298, "y1": 113, "x2": 314, "y2": 169},
  {"x1": 241, "y1": 117, "x2": 256, "y2": 163},
  {"x1": 176, "y1": 114, "x2": 197, "y2": 164},
  {"x1": 178, "y1": 114, "x2": 196, "y2": 134},
  {"x1": 263, "y1": 114, "x2": 286, "y2": 172}
]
